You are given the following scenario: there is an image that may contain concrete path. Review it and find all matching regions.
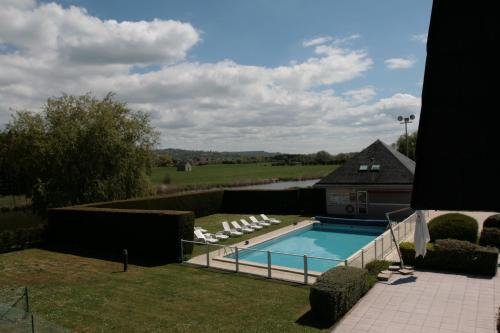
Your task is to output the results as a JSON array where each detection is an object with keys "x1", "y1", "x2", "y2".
[{"x1": 332, "y1": 270, "x2": 499, "y2": 333}]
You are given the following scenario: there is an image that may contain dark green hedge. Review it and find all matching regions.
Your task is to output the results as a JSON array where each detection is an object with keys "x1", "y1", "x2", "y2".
[
  {"x1": 309, "y1": 266, "x2": 369, "y2": 323},
  {"x1": 484, "y1": 215, "x2": 500, "y2": 229},
  {"x1": 0, "y1": 226, "x2": 46, "y2": 253},
  {"x1": 400, "y1": 239, "x2": 498, "y2": 276},
  {"x1": 90, "y1": 190, "x2": 224, "y2": 218},
  {"x1": 480, "y1": 228, "x2": 500, "y2": 249},
  {"x1": 48, "y1": 207, "x2": 194, "y2": 261},
  {"x1": 221, "y1": 188, "x2": 326, "y2": 215},
  {"x1": 428, "y1": 213, "x2": 478, "y2": 243}
]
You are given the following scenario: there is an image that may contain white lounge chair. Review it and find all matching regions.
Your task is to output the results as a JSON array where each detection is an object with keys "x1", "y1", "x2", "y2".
[
  {"x1": 194, "y1": 229, "x2": 219, "y2": 243},
  {"x1": 205, "y1": 232, "x2": 229, "y2": 240},
  {"x1": 260, "y1": 214, "x2": 281, "y2": 225},
  {"x1": 231, "y1": 221, "x2": 254, "y2": 233},
  {"x1": 240, "y1": 219, "x2": 263, "y2": 230},
  {"x1": 194, "y1": 226, "x2": 208, "y2": 233},
  {"x1": 222, "y1": 221, "x2": 243, "y2": 237},
  {"x1": 249, "y1": 216, "x2": 271, "y2": 227}
]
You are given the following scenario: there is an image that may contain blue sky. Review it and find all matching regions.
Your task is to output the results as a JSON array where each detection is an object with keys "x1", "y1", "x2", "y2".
[{"x1": 1, "y1": 0, "x2": 432, "y2": 153}]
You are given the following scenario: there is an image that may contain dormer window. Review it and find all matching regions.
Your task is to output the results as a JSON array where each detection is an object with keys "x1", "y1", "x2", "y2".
[
  {"x1": 359, "y1": 164, "x2": 368, "y2": 172},
  {"x1": 371, "y1": 164, "x2": 380, "y2": 171}
]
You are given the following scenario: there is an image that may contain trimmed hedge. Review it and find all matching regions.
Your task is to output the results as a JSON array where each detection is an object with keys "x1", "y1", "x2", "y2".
[
  {"x1": 221, "y1": 189, "x2": 299, "y2": 214},
  {"x1": 221, "y1": 188, "x2": 326, "y2": 215},
  {"x1": 309, "y1": 266, "x2": 369, "y2": 323},
  {"x1": 90, "y1": 190, "x2": 224, "y2": 218},
  {"x1": 48, "y1": 207, "x2": 194, "y2": 261},
  {"x1": 480, "y1": 228, "x2": 500, "y2": 249},
  {"x1": 400, "y1": 239, "x2": 498, "y2": 276},
  {"x1": 484, "y1": 214, "x2": 500, "y2": 229},
  {"x1": 428, "y1": 213, "x2": 478, "y2": 243}
]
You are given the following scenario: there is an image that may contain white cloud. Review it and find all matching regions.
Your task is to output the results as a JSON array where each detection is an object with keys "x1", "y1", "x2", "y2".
[
  {"x1": 0, "y1": 2, "x2": 199, "y2": 65},
  {"x1": 412, "y1": 33, "x2": 427, "y2": 44},
  {"x1": 0, "y1": 1, "x2": 421, "y2": 153},
  {"x1": 303, "y1": 36, "x2": 334, "y2": 47},
  {"x1": 384, "y1": 56, "x2": 417, "y2": 70}
]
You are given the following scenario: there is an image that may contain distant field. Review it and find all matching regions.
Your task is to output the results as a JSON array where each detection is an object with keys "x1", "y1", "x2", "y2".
[{"x1": 150, "y1": 163, "x2": 336, "y2": 187}]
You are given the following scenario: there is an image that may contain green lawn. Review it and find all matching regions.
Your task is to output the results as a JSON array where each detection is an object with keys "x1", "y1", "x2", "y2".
[
  {"x1": 150, "y1": 163, "x2": 336, "y2": 187},
  {"x1": 190, "y1": 214, "x2": 309, "y2": 257},
  {"x1": 0, "y1": 249, "x2": 330, "y2": 332}
]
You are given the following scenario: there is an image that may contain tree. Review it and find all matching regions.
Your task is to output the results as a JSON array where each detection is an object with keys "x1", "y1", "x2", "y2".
[
  {"x1": 0, "y1": 93, "x2": 159, "y2": 213},
  {"x1": 314, "y1": 150, "x2": 333, "y2": 164},
  {"x1": 396, "y1": 131, "x2": 418, "y2": 160},
  {"x1": 156, "y1": 153, "x2": 172, "y2": 167}
]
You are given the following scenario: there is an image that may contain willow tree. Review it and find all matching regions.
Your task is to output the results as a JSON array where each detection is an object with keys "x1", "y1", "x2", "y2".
[{"x1": 0, "y1": 93, "x2": 159, "y2": 213}]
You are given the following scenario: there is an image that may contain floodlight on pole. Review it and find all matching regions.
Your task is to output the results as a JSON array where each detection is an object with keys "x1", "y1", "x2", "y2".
[{"x1": 398, "y1": 114, "x2": 415, "y2": 157}]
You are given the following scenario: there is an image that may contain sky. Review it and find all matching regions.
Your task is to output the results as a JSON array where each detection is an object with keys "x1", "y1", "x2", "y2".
[{"x1": 0, "y1": 0, "x2": 432, "y2": 153}]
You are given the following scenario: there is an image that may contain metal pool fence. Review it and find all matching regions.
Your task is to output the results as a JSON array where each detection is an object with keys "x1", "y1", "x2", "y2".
[
  {"x1": 0, "y1": 287, "x2": 70, "y2": 333},
  {"x1": 346, "y1": 211, "x2": 422, "y2": 268},
  {"x1": 180, "y1": 240, "x2": 345, "y2": 284}
]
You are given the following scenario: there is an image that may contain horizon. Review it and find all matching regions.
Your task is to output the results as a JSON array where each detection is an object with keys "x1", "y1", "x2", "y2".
[{"x1": 0, "y1": 0, "x2": 430, "y2": 153}]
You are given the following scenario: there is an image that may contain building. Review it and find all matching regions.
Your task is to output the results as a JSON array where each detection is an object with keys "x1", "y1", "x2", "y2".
[
  {"x1": 315, "y1": 140, "x2": 415, "y2": 218},
  {"x1": 176, "y1": 161, "x2": 192, "y2": 172}
]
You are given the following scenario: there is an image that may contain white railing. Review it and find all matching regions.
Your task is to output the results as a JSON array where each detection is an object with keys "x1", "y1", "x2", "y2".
[
  {"x1": 180, "y1": 240, "x2": 345, "y2": 285},
  {"x1": 346, "y1": 211, "x2": 420, "y2": 268}
]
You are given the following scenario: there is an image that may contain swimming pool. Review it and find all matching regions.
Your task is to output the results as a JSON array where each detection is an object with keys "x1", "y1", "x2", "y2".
[{"x1": 226, "y1": 222, "x2": 386, "y2": 273}]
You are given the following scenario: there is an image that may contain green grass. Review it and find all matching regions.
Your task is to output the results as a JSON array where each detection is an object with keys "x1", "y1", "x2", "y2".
[
  {"x1": 150, "y1": 163, "x2": 336, "y2": 187},
  {"x1": 0, "y1": 249, "x2": 330, "y2": 332},
  {"x1": 190, "y1": 214, "x2": 308, "y2": 257}
]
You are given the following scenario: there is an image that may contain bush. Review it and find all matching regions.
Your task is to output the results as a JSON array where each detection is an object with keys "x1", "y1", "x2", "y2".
[
  {"x1": 400, "y1": 239, "x2": 498, "y2": 276},
  {"x1": 365, "y1": 260, "x2": 390, "y2": 275},
  {"x1": 480, "y1": 228, "x2": 500, "y2": 249},
  {"x1": 428, "y1": 213, "x2": 478, "y2": 243},
  {"x1": 309, "y1": 266, "x2": 369, "y2": 323},
  {"x1": 0, "y1": 226, "x2": 46, "y2": 253},
  {"x1": 484, "y1": 214, "x2": 500, "y2": 229}
]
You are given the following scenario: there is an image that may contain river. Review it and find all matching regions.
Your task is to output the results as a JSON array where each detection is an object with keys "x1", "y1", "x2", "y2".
[{"x1": 234, "y1": 179, "x2": 320, "y2": 190}]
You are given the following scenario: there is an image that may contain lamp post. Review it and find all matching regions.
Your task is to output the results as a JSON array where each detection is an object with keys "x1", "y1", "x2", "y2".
[{"x1": 397, "y1": 114, "x2": 415, "y2": 157}]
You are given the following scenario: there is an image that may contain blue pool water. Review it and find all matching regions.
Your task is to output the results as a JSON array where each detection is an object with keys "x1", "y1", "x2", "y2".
[{"x1": 227, "y1": 223, "x2": 385, "y2": 272}]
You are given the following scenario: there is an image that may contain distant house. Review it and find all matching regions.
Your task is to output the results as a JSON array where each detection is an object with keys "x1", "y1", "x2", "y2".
[
  {"x1": 176, "y1": 161, "x2": 192, "y2": 172},
  {"x1": 314, "y1": 140, "x2": 415, "y2": 218}
]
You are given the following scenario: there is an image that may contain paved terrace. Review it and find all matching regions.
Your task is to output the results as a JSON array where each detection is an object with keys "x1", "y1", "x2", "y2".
[{"x1": 333, "y1": 211, "x2": 500, "y2": 333}]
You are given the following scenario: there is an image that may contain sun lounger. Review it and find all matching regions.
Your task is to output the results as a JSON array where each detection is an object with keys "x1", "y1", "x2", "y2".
[
  {"x1": 231, "y1": 221, "x2": 254, "y2": 233},
  {"x1": 194, "y1": 229, "x2": 219, "y2": 243},
  {"x1": 222, "y1": 221, "x2": 243, "y2": 237},
  {"x1": 260, "y1": 214, "x2": 280, "y2": 224},
  {"x1": 194, "y1": 226, "x2": 208, "y2": 233},
  {"x1": 205, "y1": 232, "x2": 229, "y2": 240},
  {"x1": 249, "y1": 216, "x2": 271, "y2": 227},
  {"x1": 240, "y1": 219, "x2": 263, "y2": 230}
]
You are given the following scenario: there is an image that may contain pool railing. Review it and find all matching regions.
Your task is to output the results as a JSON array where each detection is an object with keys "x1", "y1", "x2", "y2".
[{"x1": 180, "y1": 239, "x2": 345, "y2": 285}]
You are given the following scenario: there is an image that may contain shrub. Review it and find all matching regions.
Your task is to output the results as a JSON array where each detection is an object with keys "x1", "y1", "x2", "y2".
[
  {"x1": 428, "y1": 213, "x2": 478, "y2": 243},
  {"x1": 400, "y1": 239, "x2": 498, "y2": 276},
  {"x1": 484, "y1": 214, "x2": 500, "y2": 229},
  {"x1": 309, "y1": 266, "x2": 369, "y2": 323},
  {"x1": 365, "y1": 260, "x2": 390, "y2": 275},
  {"x1": 480, "y1": 228, "x2": 500, "y2": 249},
  {"x1": 0, "y1": 226, "x2": 46, "y2": 253}
]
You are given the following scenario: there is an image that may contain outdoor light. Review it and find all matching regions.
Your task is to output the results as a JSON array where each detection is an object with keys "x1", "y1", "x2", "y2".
[{"x1": 397, "y1": 114, "x2": 415, "y2": 157}]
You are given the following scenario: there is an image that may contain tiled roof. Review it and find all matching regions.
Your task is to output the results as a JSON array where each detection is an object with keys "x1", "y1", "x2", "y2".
[{"x1": 316, "y1": 139, "x2": 415, "y2": 185}]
